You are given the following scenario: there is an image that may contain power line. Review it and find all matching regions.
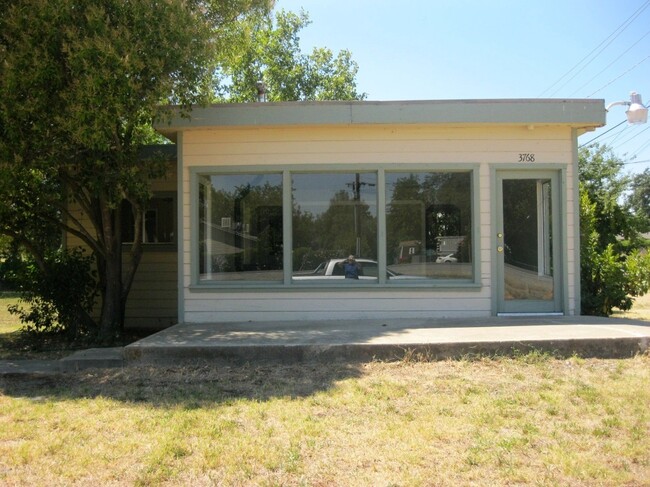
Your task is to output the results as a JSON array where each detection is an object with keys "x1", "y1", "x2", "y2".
[
  {"x1": 627, "y1": 130, "x2": 650, "y2": 157},
  {"x1": 612, "y1": 124, "x2": 650, "y2": 149},
  {"x1": 579, "y1": 119, "x2": 627, "y2": 147},
  {"x1": 607, "y1": 124, "x2": 632, "y2": 145},
  {"x1": 587, "y1": 54, "x2": 650, "y2": 97},
  {"x1": 569, "y1": 29, "x2": 650, "y2": 97},
  {"x1": 537, "y1": 0, "x2": 650, "y2": 97}
]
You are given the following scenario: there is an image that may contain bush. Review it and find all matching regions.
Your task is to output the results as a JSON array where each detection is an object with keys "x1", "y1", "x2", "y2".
[
  {"x1": 4, "y1": 248, "x2": 98, "y2": 340},
  {"x1": 580, "y1": 189, "x2": 650, "y2": 316}
]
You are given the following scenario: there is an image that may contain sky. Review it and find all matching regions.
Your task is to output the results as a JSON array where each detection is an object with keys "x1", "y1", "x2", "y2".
[{"x1": 276, "y1": 0, "x2": 650, "y2": 174}]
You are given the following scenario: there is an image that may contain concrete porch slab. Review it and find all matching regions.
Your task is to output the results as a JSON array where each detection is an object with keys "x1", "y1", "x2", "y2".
[
  {"x1": 59, "y1": 347, "x2": 124, "y2": 372},
  {"x1": 124, "y1": 316, "x2": 650, "y2": 365}
]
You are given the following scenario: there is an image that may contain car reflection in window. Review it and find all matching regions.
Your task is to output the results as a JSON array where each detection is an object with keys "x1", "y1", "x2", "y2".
[{"x1": 293, "y1": 258, "x2": 424, "y2": 281}]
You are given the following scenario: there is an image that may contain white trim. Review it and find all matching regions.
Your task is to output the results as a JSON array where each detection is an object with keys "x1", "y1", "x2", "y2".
[
  {"x1": 156, "y1": 99, "x2": 605, "y2": 141},
  {"x1": 497, "y1": 312, "x2": 564, "y2": 317}
]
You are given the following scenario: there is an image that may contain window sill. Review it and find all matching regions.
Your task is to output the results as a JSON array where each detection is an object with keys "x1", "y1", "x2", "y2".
[{"x1": 188, "y1": 281, "x2": 482, "y2": 293}]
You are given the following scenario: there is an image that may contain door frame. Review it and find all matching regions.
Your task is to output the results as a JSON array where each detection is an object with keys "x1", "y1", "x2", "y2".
[{"x1": 491, "y1": 168, "x2": 566, "y2": 315}]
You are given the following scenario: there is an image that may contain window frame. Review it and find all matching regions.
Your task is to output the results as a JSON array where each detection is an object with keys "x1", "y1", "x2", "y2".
[
  {"x1": 121, "y1": 191, "x2": 177, "y2": 251},
  {"x1": 384, "y1": 169, "x2": 475, "y2": 283},
  {"x1": 190, "y1": 165, "x2": 481, "y2": 290},
  {"x1": 196, "y1": 171, "x2": 285, "y2": 284}
]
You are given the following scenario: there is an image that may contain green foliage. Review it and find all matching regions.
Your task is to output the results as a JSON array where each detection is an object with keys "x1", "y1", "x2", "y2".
[
  {"x1": 579, "y1": 145, "x2": 650, "y2": 316},
  {"x1": 628, "y1": 167, "x2": 650, "y2": 232},
  {"x1": 0, "y1": 0, "x2": 360, "y2": 340},
  {"x1": 0, "y1": 0, "x2": 270, "y2": 340},
  {"x1": 215, "y1": 9, "x2": 366, "y2": 102},
  {"x1": 4, "y1": 248, "x2": 98, "y2": 339},
  {"x1": 579, "y1": 144, "x2": 634, "y2": 246}
]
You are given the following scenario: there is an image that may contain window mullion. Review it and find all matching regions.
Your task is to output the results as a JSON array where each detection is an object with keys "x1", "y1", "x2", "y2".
[
  {"x1": 283, "y1": 170, "x2": 293, "y2": 285},
  {"x1": 377, "y1": 169, "x2": 387, "y2": 284}
]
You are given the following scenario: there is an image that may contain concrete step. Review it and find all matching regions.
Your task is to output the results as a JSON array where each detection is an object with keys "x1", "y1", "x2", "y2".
[
  {"x1": 123, "y1": 317, "x2": 650, "y2": 366},
  {"x1": 59, "y1": 347, "x2": 124, "y2": 372}
]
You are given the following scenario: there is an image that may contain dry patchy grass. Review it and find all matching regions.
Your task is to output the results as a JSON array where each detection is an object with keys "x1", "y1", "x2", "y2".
[
  {"x1": 1, "y1": 355, "x2": 649, "y2": 486},
  {"x1": 1, "y1": 294, "x2": 650, "y2": 485},
  {"x1": 614, "y1": 292, "x2": 650, "y2": 322},
  {"x1": 0, "y1": 295, "x2": 19, "y2": 334}
]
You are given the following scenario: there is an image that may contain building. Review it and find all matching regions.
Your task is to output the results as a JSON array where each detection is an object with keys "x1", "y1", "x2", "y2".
[{"x1": 124, "y1": 99, "x2": 605, "y2": 327}]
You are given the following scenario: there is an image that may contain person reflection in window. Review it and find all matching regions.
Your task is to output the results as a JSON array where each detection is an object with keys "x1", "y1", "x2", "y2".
[{"x1": 340, "y1": 255, "x2": 362, "y2": 279}]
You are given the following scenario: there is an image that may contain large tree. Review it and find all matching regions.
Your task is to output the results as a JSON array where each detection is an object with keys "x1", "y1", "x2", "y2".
[
  {"x1": 214, "y1": 9, "x2": 366, "y2": 102},
  {"x1": 0, "y1": 0, "x2": 271, "y2": 341}
]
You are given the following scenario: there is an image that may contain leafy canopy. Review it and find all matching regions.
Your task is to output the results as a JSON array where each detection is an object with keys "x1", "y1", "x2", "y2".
[
  {"x1": 578, "y1": 144, "x2": 650, "y2": 316},
  {"x1": 0, "y1": 0, "x2": 272, "y2": 340},
  {"x1": 214, "y1": 9, "x2": 366, "y2": 102},
  {"x1": 628, "y1": 167, "x2": 650, "y2": 232}
]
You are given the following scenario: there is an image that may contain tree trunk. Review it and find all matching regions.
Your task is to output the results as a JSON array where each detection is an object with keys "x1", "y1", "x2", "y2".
[
  {"x1": 97, "y1": 196, "x2": 124, "y2": 343},
  {"x1": 96, "y1": 197, "x2": 146, "y2": 342},
  {"x1": 98, "y1": 246, "x2": 124, "y2": 342}
]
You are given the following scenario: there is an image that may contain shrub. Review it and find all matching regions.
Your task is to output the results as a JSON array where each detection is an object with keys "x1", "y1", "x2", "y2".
[
  {"x1": 4, "y1": 248, "x2": 98, "y2": 340},
  {"x1": 580, "y1": 189, "x2": 650, "y2": 316}
]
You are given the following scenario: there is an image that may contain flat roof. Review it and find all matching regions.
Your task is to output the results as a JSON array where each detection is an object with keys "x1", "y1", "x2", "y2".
[{"x1": 155, "y1": 99, "x2": 606, "y2": 141}]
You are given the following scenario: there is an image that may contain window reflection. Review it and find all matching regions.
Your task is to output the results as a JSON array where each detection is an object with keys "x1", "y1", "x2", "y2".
[
  {"x1": 385, "y1": 172, "x2": 472, "y2": 280},
  {"x1": 502, "y1": 178, "x2": 553, "y2": 300},
  {"x1": 292, "y1": 173, "x2": 378, "y2": 279},
  {"x1": 121, "y1": 195, "x2": 175, "y2": 244},
  {"x1": 198, "y1": 174, "x2": 283, "y2": 281}
]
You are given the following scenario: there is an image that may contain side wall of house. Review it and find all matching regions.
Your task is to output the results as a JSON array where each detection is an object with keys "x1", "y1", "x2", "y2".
[
  {"x1": 179, "y1": 124, "x2": 577, "y2": 323},
  {"x1": 66, "y1": 164, "x2": 178, "y2": 330},
  {"x1": 124, "y1": 171, "x2": 178, "y2": 329}
]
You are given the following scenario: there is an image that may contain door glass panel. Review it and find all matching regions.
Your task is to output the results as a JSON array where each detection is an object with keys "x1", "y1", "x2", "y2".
[{"x1": 502, "y1": 179, "x2": 553, "y2": 301}]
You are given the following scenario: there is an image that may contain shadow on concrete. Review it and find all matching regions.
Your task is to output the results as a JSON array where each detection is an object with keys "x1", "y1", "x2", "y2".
[{"x1": 124, "y1": 316, "x2": 650, "y2": 366}]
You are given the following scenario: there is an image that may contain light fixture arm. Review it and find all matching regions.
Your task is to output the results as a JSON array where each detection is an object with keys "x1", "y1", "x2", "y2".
[
  {"x1": 605, "y1": 100, "x2": 630, "y2": 111},
  {"x1": 606, "y1": 92, "x2": 648, "y2": 125}
]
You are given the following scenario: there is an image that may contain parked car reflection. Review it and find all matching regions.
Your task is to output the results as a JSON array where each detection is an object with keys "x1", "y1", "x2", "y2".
[
  {"x1": 293, "y1": 258, "x2": 424, "y2": 280},
  {"x1": 435, "y1": 253, "x2": 458, "y2": 263}
]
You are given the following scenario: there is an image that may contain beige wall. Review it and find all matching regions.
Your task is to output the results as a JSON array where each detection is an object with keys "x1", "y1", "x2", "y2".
[
  {"x1": 179, "y1": 123, "x2": 577, "y2": 322},
  {"x1": 66, "y1": 162, "x2": 178, "y2": 329}
]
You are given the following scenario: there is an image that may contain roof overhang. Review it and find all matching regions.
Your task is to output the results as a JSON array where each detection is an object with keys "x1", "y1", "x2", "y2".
[{"x1": 155, "y1": 99, "x2": 606, "y2": 142}]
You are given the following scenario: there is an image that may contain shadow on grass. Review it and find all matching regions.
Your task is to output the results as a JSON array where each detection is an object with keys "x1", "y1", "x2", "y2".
[
  {"x1": 0, "y1": 326, "x2": 156, "y2": 360},
  {"x1": 0, "y1": 330, "x2": 72, "y2": 360},
  {"x1": 0, "y1": 362, "x2": 365, "y2": 407}
]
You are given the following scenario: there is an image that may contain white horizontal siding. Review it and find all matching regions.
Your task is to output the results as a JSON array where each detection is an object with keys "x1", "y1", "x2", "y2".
[
  {"x1": 124, "y1": 250, "x2": 178, "y2": 329},
  {"x1": 182, "y1": 126, "x2": 572, "y2": 167},
  {"x1": 185, "y1": 309, "x2": 492, "y2": 323},
  {"x1": 179, "y1": 123, "x2": 577, "y2": 323},
  {"x1": 183, "y1": 291, "x2": 491, "y2": 323}
]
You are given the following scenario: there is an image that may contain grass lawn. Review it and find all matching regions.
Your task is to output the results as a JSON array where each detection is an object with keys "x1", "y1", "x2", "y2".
[
  {"x1": 0, "y1": 294, "x2": 19, "y2": 334},
  {"x1": 0, "y1": 295, "x2": 77, "y2": 360},
  {"x1": 1, "y1": 356, "x2": 648, "y2": 486},
  {"x1": 1, "y1": 293, "x2": 649, "y2": 485},
  {"x1": 614, "y1": 292, "x2": 650, "y2": 322}
]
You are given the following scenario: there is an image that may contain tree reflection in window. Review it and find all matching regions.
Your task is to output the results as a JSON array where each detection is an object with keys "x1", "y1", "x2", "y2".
[
  {"x1": 292, "y1": 173, "x2": 377, "y2": 273},
  {"x1": 386, "y1": 172, "x2": 472, "y2": 280},
  {"x1": 198, "y1": 174, "x2": 283, "y2": 281}
]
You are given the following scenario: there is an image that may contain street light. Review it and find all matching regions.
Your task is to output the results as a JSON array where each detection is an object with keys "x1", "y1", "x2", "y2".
[{"x1": 606, "y1": 91, "x2": 648, "y2": 125}]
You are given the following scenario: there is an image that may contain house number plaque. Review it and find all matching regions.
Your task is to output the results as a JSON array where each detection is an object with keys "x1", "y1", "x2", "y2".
[{"x1": 518, "y1": 153, "x2": 536, "y2": 162}]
